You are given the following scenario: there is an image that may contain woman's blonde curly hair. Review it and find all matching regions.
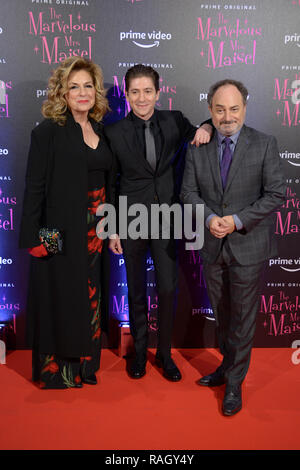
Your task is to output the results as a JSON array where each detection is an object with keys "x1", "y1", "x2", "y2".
[{"x1": 42, "y1": 57, "x2": 109, "y2": 125}]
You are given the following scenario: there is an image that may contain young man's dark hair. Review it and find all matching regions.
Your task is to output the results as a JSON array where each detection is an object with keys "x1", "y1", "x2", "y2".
[{"x1": 125, "y1": 64, "x2": 160, "y2": 92}]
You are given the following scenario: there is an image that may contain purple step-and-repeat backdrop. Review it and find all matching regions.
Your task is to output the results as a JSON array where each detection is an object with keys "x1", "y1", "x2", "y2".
[{"x1": 0, "y1": 0, "x2": 299, "y2": 348}]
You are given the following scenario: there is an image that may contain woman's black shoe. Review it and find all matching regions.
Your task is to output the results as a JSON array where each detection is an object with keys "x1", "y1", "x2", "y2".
[{"x1": 82, "y1": 374, "x2": 97, "y2": 385}]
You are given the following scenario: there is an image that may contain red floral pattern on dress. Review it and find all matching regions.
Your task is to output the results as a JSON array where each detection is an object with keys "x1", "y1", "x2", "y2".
[
  {"x1": 87, "y1": 226, "x2": 103, "y2": 254},
  {"x1": 92, "y1": 328, "x2": 101, "y2": 340},
  {"x1": 36, "y1": 186, "x2": 105, "y2": 389},
  {"x1": 88, "y1": 279, "x2": 97, "y2": 299},
  {"x1": 41, "y1": 356, "x2": 59, "y2": 375},
  {"x1": 87, "y1": 187, "x2": 106, "y2": 215}
]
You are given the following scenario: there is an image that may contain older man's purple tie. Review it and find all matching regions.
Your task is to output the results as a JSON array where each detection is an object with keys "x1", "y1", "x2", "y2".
[{"x1": 221, "y1": 137, "x2": 233, "y2": 189}]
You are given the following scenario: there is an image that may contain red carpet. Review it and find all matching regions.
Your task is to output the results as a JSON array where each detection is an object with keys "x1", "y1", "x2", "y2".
[{"x1": 0, "y1": 348, "x2": 299, "y2": 450}]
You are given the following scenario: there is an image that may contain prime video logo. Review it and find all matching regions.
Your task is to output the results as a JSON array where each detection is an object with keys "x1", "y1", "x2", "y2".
[
  {"x1": 284, "y1": 33, "x2": 300, "y2": 46},
  {"x1": 120, "y1": 30, "x2": 172, "y2": 48},
  {"x1": 0, "y1": 257, "x2": 13, "y2": 268},
  {"x1": 269, "y1": 257, "x2": 300, "y2": 272},
  {"x1": 118, "y1": 256, "x2": 154, "y2": 270},
  {"x1": 96, "y1": 196, "x2": 204, "y2": 251},
  {"x1": 280, "y1": 150, "x2": 300, "y2": 167}
]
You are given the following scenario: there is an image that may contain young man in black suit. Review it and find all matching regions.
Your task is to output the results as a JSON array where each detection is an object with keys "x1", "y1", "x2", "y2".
[{"x1": 105, "y1": 64, "x2": 211, "y2": 381}]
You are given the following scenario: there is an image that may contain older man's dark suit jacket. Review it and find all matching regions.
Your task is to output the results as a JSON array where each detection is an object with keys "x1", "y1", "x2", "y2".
[
  {"x1": 181, "y1": 124, "x2": 286, "y2": 265},
  {"x1": 181, "y1": 124, "x2": 286, "y2": 385}
]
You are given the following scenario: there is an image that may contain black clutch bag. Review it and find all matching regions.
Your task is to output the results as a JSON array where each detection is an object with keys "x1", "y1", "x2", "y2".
[{"x1": 39, "y1": 228, "x2": 63, "y2": 254}]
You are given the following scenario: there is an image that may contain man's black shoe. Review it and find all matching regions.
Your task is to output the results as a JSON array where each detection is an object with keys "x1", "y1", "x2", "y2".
[
  {"x1": 128, "y1": 359, "x2": 146, "y2": 379},
  {"x1": 222, "y1": 385, "x2": 242, "y2": 416},
  {"x1": 197, "y1": 370, "x2": 225, "y2": 387},
  {"x1": 155, "y1": 356, "x2": 182, "y2": 382}
]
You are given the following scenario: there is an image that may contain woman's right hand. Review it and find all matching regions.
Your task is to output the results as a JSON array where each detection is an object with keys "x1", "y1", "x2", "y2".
[
  {"x1": 108, "y1": 234, "x2": 123, "y2": 255},
  {"x1": 28, "y1": 244, "x2": 48, "y2": 257}
]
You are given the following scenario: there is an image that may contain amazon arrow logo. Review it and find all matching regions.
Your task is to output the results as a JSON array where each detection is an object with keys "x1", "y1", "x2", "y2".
[
  {"x1": 133, "y1": 40, "x2": 159, "y2": 48},
  {"x1": 280, "y1": 266, "x2": 300, "y2": 272}
]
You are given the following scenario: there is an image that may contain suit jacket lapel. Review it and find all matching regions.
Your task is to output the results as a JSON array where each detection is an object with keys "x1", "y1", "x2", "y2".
[
  {"x1": 207, "y1": 134, "x2": 223, "y2": 195},
  {"x1": 122, "y1": 115, "x2": 154, "y2": 174},
  {"x1": 224, "y1": 125, "x2": 250, "y2": 192},
  {"x1": 155, "y1": 112, "x2": 174, "y2": 174}
]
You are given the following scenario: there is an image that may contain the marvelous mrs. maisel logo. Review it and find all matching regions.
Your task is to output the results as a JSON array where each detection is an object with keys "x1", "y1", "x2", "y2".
[
  {"x1": 28, "y1": 8, "x2": 96, "y2": 64},
  {"x1": 260, "y1": 291, "x2": 300, "y2": 337},
  {"x1": 0, "y1": 187, "x2": 16, "y2": 232},
  {"x1": 197, "y1": 13, "x2": 262, "y2": 69},
  {"x1": 273, "y1": 75, "x2": 300, "y2": 127},
  {"x1": 275, "y1": 187, "x2": 300, "y2": 236}
]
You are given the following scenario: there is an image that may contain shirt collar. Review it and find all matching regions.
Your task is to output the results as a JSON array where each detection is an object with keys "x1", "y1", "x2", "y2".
[
  {"x1": 217, "y1": 129, "x2": 241, "y2": 147},
  {"x1": 129, "y1": 109, "x2": 158, "y2": 127}
]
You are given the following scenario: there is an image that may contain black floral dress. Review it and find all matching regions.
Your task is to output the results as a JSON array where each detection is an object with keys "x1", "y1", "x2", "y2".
[{"x1": 34, "y1": 138, "x2": 112, "y2": 389}]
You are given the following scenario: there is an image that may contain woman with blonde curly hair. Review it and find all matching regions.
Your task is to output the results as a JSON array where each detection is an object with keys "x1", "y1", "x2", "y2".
[{"x1": 19, "y1": 57, "x2": 114, "y2": 389}]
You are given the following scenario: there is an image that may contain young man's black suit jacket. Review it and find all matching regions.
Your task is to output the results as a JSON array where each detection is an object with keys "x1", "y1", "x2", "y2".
[{"x1": 105, "y1": 110, "x2": 197, "y2": 210}]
